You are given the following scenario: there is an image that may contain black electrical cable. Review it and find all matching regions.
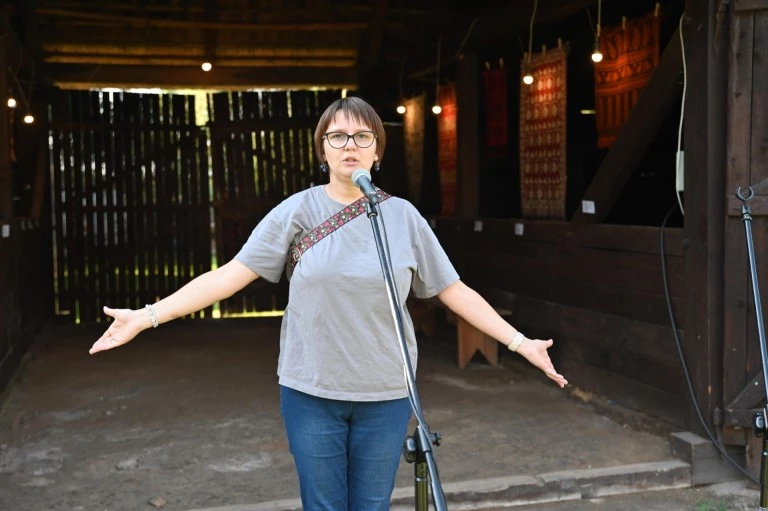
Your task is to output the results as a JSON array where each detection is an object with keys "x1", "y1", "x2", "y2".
[{"x1": 660, "y1": 203, "x2": 758, "y2": 484}]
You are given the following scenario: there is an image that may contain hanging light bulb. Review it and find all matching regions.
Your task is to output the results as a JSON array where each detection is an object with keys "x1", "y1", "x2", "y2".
[
  {"x1": 7, "y1": 97, "x2": 17, "y2": 108},
  {"x1": 23, "y1": 114, "x2": 34, "y2": 124},
  {"x1": 523, "y1": 0, "x2": 538, "y2": 86},
  {"x1": 522, "y1": 71, "x2": 534, "y2": 85},
  {"x1": 432, "y1": 38, "x2": 442, "y2": 116},
  {"x1": 591, "y1": 41, "x2": 603, "y2": 63},
  {"x1": 201, "y1": 61, "x2": 213, "y2": 72},
  {"x1": 396, "y1": 104, "x2": 406, "y2": 115},
  {"x1": 591, "y1": 0, "x2": 603, "y2": 64}
]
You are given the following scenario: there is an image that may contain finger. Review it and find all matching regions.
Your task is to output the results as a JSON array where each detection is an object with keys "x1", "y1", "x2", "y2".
[
  {"x1": 103, "y1": 306, "x2": 116, "y2": 318},
  {"x1": 89, "y1": 332, "x2": 119, "y2": 354}
]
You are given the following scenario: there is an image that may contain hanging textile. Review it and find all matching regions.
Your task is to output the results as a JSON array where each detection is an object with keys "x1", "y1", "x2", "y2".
[
  {"x1": 594, "y1": 12, "x2": 661, "y2": 148},
  {"x1": 437, "y1": 83, "x2": 457, "y2": 216},
  {"x1": 519, "y1": 47, "x2": 568, "y2": 220},
  {"x1": 482, "y1": 65, "x2": 508, "y2": 157},
  {"x1": 403, "y1": 93, "x2": 426, "y2": 205}
]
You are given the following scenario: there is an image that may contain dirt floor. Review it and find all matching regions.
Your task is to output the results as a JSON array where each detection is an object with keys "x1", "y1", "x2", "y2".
[{"x1": 1, "y1": 317, "x2": 682, "y2": 511}]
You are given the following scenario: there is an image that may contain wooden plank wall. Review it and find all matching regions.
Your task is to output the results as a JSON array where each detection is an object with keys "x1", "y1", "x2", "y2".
[
  {"x1": 433, "y1": 219, "x2": 687, "y2": 426},
  {"x1": 47, "y1": 89, "x2": 347, "y2": 322},
  {"x1": 49, "y1": 90, "x2": 212, "y2": 323},
  {"x1": 0, "y1": 218, "x2": 54, "y2": 396},
  {"x1": 721, "y1": 2, "x2": 768, "y2": 472},
  {"x1": 208, "y1": 89, "x2": 341, "y2": 316}
]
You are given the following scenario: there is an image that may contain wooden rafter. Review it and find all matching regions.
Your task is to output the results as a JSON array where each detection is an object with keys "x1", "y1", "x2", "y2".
[
  {"x1": 36, "y1": 7, "x2": 374, "y2": 31},
  {"x1": 43, "y1": 55, "x2": 356, "y2": 67},
  {"x1": 46, "y1": 63, "x2": 359, "y2": 90},
  {"x1": 570, "y1": 26, "x2": 683, "y2": 224},
  {"x1": 41, "y1": 44, "x2": 357, "y2": 58}
]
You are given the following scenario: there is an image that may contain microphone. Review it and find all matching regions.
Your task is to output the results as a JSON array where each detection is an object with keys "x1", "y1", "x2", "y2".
[{"x1": 351, "y1": 168, "x2": 380, "y2": 204}]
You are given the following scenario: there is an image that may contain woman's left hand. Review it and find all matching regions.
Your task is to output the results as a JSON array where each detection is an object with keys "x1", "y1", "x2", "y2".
[{"x1": 516, "y1": 338, "x2": 568, "y2": 388}]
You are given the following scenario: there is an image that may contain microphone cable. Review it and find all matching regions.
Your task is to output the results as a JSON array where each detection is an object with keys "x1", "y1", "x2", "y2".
[{"x1": 660, "y1": 204, "x2": 758, "y2": 484}]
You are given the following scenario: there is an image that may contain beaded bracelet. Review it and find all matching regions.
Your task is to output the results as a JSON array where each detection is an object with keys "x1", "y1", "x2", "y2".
[
  {"x1": 507, "y1": 331, "x2": 525, "y2": 352},
  {"x1": 145, "y1": 304, "x2": 159, "y2": 328}
]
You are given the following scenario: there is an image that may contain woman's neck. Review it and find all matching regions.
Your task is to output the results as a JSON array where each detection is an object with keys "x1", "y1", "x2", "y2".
[{"x1": 324, "y1": 179, "x2": 364, "y2": 204}]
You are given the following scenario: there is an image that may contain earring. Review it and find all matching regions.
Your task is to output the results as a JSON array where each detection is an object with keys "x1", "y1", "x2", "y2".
[
  {"x1": 320, "y1": 162, "x2": 328, "y2": 173},
  {"x1": 374, "y1": 160, "x2": 381, "y2": 172}
]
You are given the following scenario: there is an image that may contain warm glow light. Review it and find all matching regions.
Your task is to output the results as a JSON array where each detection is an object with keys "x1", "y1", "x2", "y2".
[
  {"x1": 201, "y1": 62, "x2": 213, "y2": 72},
  {"x1": 591, "y1": 41, "x2": 603, "y2": 63},
  {"x1": 396, "y1": 105, "x2": 406, "y2": 115},
  {"x1": 7, "y1": 97, "x2": 16, "y2": 108},
  {"x1": 431, "y1": 105, "x2": 442, "y2": 115},
  {"x1": 23, "y1": 114, "x2": 34, "y2": 124},
  {"x1": 523, "y1": 74, "x2": 534, "y2": 85}
]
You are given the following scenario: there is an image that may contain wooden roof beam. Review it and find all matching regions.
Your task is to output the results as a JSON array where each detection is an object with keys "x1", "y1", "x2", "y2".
[
  {"x1": 570, "y1": 26, "x2": 683, "y2": 224},
  {"x1": 0, "y1": 12, "x2": 37, "y2": 73},
  {"x1": 44, "y1": 55, "x2": 356, "y2": 67},
  {"x1": 35, "y1": 7, "x2": 374, "y2": 31},
  {"x1": 46, "y1": 63, "x2": 359, "y2": 90},
  {"x1": 41, "y1": 43, "x2": 357, "y2": 58}
]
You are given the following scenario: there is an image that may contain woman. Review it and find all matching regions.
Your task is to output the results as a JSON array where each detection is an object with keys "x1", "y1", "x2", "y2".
[{"x1": 89, "y1": 96, "x2": 567, "y2": 510}]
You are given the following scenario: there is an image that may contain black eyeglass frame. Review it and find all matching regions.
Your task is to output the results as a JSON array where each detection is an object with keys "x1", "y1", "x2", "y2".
[{"x1": 322, "y1": 131, "x2": 378, "y2": 149}]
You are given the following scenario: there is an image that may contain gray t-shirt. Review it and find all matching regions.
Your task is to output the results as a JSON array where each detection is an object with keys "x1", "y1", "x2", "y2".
[{"x1": 234, "y1": 185, "x2": 459, "y2": 401}]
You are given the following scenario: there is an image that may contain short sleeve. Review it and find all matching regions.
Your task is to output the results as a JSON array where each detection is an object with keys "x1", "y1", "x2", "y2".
[
  {"x1": 234, "y1": 208, "x2": 291, "y2": 283},
  {"x1": 411, "y1": 221, "x2": 460, "y2": 298}
]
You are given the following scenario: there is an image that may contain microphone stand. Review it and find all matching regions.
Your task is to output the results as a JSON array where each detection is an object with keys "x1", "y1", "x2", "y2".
[
  {"x1": 736, "y1": 186, "x2": 768, "y2": 510},
  {"x1": 364, "y1": 198, "x2": 447, "y2": 511}
]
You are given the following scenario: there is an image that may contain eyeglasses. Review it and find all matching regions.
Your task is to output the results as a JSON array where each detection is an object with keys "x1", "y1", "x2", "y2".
[{"x1": 323, "y1": 131, "x2": 377, "y2": 149}]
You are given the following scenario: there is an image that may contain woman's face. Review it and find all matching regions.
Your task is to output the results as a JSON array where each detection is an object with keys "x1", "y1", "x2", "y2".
[{"x1": 322, "y1": 112, "x2": 378, "y2": 183}]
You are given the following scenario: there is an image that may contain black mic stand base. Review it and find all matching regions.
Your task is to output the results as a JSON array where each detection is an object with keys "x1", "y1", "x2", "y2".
[
  {"x1": 403, "y1": 427, "x2": 442, "y2": 511},
  {"x1": 755, "y1": 411, "x2": 768, "y2": 510}
]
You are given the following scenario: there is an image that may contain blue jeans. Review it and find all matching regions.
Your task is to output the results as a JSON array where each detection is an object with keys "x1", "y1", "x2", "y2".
[{"x1": 279, "y1": 385, "x2": 412, "y2": 510}]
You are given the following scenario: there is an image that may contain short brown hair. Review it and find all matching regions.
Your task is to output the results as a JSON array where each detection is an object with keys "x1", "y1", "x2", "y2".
[{"x1": 314, "y1": 96, "x2": 386, "y2": 163}]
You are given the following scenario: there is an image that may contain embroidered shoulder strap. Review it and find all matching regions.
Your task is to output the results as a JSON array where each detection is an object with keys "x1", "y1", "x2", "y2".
[{"x1": 288, "y1": 189, "x2": 391, "y2": 273}]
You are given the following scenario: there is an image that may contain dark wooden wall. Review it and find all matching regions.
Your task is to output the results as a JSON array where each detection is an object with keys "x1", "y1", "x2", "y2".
[
  {"x1": 433, "y1": 219, "x2": 687, "y2": 426},
  {"x1": 719, "y1": 0, "x2": 768, "y2": 475},
  {"x1": 0, "y1": 223, "x2": 53, "y2": 397},
  {"x1": 0, "y1": 32, "x2": 53, "y2": 398}
]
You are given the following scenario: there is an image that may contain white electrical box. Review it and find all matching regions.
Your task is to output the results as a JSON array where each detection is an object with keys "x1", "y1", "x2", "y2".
[
  {"x1": 514, "y1": 223, "x2": 524, "y2": 236},
  {"x1": 473, "y1": 220, "x2": 483, "y2": 232},
  {"x1": 581, "y1": 200, "x2": 596, "y2": 214},
  {"x1": 1, "y1": 224, "x2": 9, "y2": 238},
  {"x1": 676, "y1": 150, "x2": 685, "y2": 193}
]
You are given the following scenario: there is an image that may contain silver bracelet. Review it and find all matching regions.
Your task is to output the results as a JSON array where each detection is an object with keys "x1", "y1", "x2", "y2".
[
  {"x1": 145, "y1": 304, "x2": 159, "y2": 328},
  {"x1": 507, "y1": 331, "x2": 525, "y2": 352}
]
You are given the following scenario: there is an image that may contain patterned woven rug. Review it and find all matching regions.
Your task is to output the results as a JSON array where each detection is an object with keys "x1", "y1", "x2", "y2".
[
  {"x1": 403, "y1": 93, "x2": 426, "y2": 205},
  {"x1": 519, "y1": 47, "x2": 567, "y2": 220},
  {"x1": 594, "y1": 12, "x2": 660, "y2": 148},
  {"x1": 482, "y1": 65, "x2": 508, "y2": 158},
  {"x1": 437, "y1": 83, "x2": 457, "y2": 216}
]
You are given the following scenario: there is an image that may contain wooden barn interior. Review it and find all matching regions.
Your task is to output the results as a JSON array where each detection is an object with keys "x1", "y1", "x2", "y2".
[{"x1": 2, "y1": 0, "x2": 768, "y2": 487}]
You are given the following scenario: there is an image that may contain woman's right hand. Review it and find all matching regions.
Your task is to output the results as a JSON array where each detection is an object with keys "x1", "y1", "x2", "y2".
[{"x1": 89, "y1": 306, "x2": 152, "y2": 354}]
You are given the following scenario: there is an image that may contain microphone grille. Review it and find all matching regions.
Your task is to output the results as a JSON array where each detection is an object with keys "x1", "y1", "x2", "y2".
[{"x1": 351, "y1": 168, "x2": 371, "y2": 185}]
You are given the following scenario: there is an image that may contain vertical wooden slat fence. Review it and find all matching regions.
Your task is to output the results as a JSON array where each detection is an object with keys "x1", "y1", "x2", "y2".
[
  {"x1": 208, "y1": 89, "x2": 341, "y2": 317},
  {"x1": 49, "y1": 90, "x2": 213, "y2": 323},
  {"x1": 49, "y1": 88, "x2": 344, "y2": 322}
]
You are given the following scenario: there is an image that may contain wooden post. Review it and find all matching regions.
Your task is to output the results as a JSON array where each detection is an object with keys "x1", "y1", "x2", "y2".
[
  {"x1": 682, "y1": 0, "x2": 728, "y2": 440},
  {"x1": 455, "y1": 52, "x2": 479, "y2": 217},
  {"x1": 0, "y1": 39, "x2": 12, "y2": 219}
]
